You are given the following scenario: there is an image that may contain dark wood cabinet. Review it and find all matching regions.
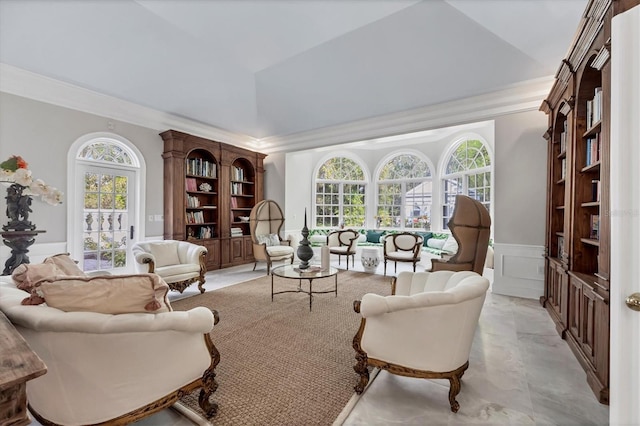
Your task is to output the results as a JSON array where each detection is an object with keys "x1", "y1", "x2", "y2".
[
  {"x1": 160, "y1": 130, "x2": 266, "y2": 270},
  {"x1": 538, "y1": 0, "x2": 639, "y2": 405}
]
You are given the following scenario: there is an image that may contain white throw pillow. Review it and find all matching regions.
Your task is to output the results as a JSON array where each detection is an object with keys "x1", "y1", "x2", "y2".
[
  {"x1": 427, "y1": 238, "x2": 446, "y2": 250},
  {"x1": 442, "y1": 235, "x2": 459, "y2": 253},
  {"x1": 258, "y1": 234, "x2": 280, "y2": 247},
  {"x1": 149, "y1": 242, "x2": 180, "y2": 267},
  {"x1": 268, "y1": 234, "x2": 281, "y2": 246}
]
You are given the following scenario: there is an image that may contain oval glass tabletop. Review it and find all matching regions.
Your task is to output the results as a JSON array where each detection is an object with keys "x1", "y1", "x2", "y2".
[{"x1": 271, "y1": 264, "x2": 338, "y2": 279}]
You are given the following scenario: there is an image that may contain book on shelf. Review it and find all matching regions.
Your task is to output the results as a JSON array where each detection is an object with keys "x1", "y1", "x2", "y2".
[
  {"x1": 230, "y1": 197, "x2": 238, "y2": 208},
  {"x1": 185, "y1": 178, "x2": 197, "y2": 192},
  {"x1": 231, "y1": 182, "x2": 243, "y2": 195},
  {"x1": 557, "y1": 236, "x2": 564, "y2": 259},
  {"x1": 559, "y1": 119, "x2": 567, "y2": 152},
  {"x1": 561, "y1": 158, "x2": 567, "y2": 179},
  {"x1": 186, "y1": 195, "x2": 200, "y2": 208},
  {"x1": 230, "y1": 227, "x2": 243, "y2": 236},
  {"x1": 187, "y1": 158, "x2": 217, "y2": 178},
  {"x1": 585, "y1": 134, "x2": 601, "y2": 166},
  {"x1": 232, "y1": 166, "x2": 245, "y2": 182},
  {"x1": 590, "y1": 214, "x2": 600, "y2": 240},
  {"x1": 586, "y1": 87, "x2": 603, "y2": 129},
  {"x1": 591, "y1": 179, "x2": 601, "y2": 202},
  {"x1": 186, "y1": 211, "x2": 205, "y2": 224}
]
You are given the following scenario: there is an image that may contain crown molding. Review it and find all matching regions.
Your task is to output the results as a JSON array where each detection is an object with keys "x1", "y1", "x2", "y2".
[
  {"x1": 0, "y1": 63, "x2": 256, "y2": 148},
  {"x1": 259, "y1": 76, "x2": 554, "y2": 154},
  {"x1": 1, "y1": 63, "x2": 552, "y2": 155}
]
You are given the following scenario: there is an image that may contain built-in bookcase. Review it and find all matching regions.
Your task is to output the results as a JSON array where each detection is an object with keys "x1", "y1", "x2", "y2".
[
  {"x1": 538, "y1": 0, "x2": 629, "y2": 405},
  {"x1": 161, "y1": 129, "x2": 266, "y2": 270}
]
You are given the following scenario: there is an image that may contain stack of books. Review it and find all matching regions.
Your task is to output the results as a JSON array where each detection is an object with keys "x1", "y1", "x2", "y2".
[{"x1": 231, "y1": 227, "x2": 243, "y2": 237}]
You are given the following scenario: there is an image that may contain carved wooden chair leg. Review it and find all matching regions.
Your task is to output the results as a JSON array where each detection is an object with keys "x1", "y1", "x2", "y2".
[
  {"x1": 353, "y1": 352, "x2": 369, "y2": 394},
  {"x1": 253, "y1": 261, "x2": 258, "y2": 271},
  {"x1": 384, "y1": 259, "x2": 387, "y2": 276},
  {"x1": 198, "y1": 275, "x2": 206, "y2": 293},
  {"x1": 198, "y1": 316, "x2": 220, "y2": 418},
  {"x1": 447, "y1": 373, "x2": 461, "y2": 413}
]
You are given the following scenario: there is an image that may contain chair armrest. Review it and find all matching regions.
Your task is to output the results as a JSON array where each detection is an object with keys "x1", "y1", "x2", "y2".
[
  {"x1": 133, "y1": 251, "x2": 155, "y2": 272},
  {"x1": 278, "y1": 236, "x2": 292, "y2": 246}
]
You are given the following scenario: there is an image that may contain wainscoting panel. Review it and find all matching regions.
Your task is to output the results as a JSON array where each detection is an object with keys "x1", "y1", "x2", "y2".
[{"x1": 492, "y1": 243, "x2": 545, "y2": 299}]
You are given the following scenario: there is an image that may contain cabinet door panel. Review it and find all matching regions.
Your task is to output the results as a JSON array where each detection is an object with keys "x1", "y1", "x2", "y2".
[{"x1": 230, "y1": 238, "x2": 244, "y2": 262}]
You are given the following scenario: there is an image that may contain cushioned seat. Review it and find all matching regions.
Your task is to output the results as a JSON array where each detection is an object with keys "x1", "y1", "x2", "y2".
[
  {"x1": 352, "y1": 270, "x2": 490, "y2": 413},
  {"x1": 132, "y1": 240, "x2": 208, "y2": 293}
]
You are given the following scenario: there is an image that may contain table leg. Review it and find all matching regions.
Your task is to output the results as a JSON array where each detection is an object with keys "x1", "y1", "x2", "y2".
[
  {"x1": 271, "y1": 274, "x2": 274, "y2": 302},
  {"x1": 334, "y1": 274, "x2": 338, "y2": 297},
  {"x1": 309, "y1": 279, "x2": 313, "y2": 311}
]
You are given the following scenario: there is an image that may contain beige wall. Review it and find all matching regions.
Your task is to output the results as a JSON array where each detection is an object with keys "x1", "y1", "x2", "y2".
[
  {"x1": 494, "y1": 110, "x2": 548, "y2": 245},
  {"x1": 0, "y1": 92, "x2": 165, "y2": 242}
]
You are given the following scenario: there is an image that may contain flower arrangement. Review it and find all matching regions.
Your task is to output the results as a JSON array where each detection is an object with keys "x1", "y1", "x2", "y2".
[{"x1": 1, "y1": 155, "x2": 63, "y2": 205}]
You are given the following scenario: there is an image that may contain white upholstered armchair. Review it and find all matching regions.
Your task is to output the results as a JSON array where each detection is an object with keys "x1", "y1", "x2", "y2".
[
  {"x1": 352, "y1": 270, "x2": 489, "y2": 412},
  {"x1": 0, "y1": 278, "x2": 220, "y2": 425},
  {"x1": 132, "y1": 240, "x2": 207, "y2": 293}
]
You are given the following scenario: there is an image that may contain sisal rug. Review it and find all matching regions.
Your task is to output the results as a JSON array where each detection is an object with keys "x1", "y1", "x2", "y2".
[{"x1": 170, "y1": 270, "x2": 392, "y2": 426}]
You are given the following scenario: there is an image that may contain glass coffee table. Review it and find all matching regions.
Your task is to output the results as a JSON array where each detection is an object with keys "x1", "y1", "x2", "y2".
[{"x1": 271, "y1": 264, "x2": 339, "y2": 311}]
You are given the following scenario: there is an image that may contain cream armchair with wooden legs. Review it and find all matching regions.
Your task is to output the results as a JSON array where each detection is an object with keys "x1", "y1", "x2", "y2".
[
  {"x1": 132, "y1": 240, "x2": 207, "y2": 293},
  {"x1": 383, "y1": 232, "x2": 424, "y2": 275},
  {"x1": 352, "y1": 270, "x2": 490, "y2": 413},
  {"x1": 0, "y1": 277, "x2": 220, "y2": 426},
  {"x1": 326, "y1": 229, "x2": 359, "y2": 270},
  {"x1": 249, "y1": 200, "x2": 294, "y2": 274}
]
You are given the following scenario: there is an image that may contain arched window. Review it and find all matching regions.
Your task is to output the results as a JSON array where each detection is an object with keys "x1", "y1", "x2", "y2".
[
  {"x1": 68, "y1": 134, "x2": 144, "y2": 273},
  {"x1": 441, "y1": 139, "x2": 491, "y2": 229},
  {"x1": 376, "y1": 153, "x2": 432, "y2": 230},
  {"x1": 314, "y1": 157, "x2": 366, "y2": 228}
]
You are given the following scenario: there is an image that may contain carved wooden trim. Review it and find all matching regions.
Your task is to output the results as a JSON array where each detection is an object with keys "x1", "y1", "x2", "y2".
[
  {"x1": 543, "y1": 127, "x2": 552, "y2": 141},
  {"x1": 351, "y1": 316, "x2": 369, "y2": 394},
  {"x1": 591, "y1": 39, "x2": 611, "y2": 70},
  {"x1": 28, "y1": 331, "x2": 220, "y2": 425}
]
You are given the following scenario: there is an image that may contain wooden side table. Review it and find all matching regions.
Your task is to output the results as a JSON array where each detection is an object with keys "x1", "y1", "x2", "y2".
[{"x1": 0, "y1": 311, "x2": 47, "y2": 426}]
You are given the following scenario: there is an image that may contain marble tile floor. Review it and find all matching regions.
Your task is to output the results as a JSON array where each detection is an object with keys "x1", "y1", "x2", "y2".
[{"x1": 30, "y1": 256, "x2": 608, "y2": 425}]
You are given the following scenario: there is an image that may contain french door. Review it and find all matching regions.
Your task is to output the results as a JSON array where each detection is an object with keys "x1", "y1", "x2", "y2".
[{"x1": 76, "y1": 164, "x2": 136, "y2": 274}]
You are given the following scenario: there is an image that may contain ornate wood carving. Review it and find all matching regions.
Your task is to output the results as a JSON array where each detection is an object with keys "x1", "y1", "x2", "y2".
[
  {"x1": 28, "y1": 327, "x2": 221, "y2": 425},
  {"x1": 352, "y1": 298, "x2": 470, "y2": 412}
]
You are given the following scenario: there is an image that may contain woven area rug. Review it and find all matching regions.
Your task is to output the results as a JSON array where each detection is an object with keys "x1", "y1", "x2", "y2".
[{"x1": 170, "y1": 270, "x2": 392, "y2": 426}]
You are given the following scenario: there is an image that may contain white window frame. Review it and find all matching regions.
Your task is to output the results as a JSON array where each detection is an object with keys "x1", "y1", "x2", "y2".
[
  {"x1": 374, "y1": 150, "x2": 434, "y2": 230},
  {"x1": 439, "y1": 135, "x2": 493, "y2": 230},
  {"x1": 313, "y1": 153, "x2": 368, "y2": 229}
]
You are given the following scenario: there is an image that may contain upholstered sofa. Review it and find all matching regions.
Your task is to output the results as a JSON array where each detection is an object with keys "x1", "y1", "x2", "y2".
[{"x1": 0, "y1": 271, "x2": 220, "y2": 425}]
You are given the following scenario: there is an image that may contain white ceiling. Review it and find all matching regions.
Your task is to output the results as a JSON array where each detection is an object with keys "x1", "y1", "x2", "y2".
[{"x1": 0, "y1": 0, "x2": 587, "y2": 141}]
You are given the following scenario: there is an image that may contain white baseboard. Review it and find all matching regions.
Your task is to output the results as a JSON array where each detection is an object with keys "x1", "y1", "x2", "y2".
[{"x1": 492, "y1": 243, "x2": 545, "y2": 299}]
